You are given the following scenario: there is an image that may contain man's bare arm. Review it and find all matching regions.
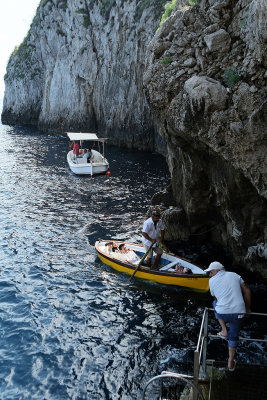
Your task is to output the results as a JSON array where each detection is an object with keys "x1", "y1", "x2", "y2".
[
  {"x1": 241, "y1": 282, "x2": 251, "y2": 313},
  {"x1": 142, "y1": 232, "x2": 156, "y2": 244}
]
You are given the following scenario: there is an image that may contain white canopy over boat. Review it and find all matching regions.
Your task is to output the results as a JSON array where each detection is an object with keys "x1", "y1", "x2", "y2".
[{"x1": 66, "y1": 132, "x2": 106, "y2": 142}]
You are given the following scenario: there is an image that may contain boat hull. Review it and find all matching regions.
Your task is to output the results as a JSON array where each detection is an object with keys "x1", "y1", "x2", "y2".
[
  {"x1": 67, "y1": 151, "x2": 109, "y2": 176},
  {"x1": 95, "y1": 241, "x2": 209, "y2": 292}
]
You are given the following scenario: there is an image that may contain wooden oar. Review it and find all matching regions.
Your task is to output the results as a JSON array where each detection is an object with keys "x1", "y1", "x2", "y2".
[{"x1": 127, "y1": 243, "x2": 153, "y2": 283}]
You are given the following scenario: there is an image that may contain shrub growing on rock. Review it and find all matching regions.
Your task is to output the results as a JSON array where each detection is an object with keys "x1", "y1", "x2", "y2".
[
  {"x1": 223, "y1": 67, "x2": 240, "y2": 88},
  {"x1": 158, "y1": 0, "x2": 177, "y2": 31}
]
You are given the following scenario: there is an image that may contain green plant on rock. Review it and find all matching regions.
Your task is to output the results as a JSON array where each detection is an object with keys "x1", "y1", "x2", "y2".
[
  {"x1": 161, "y1": 57, "x2": 172, "y2": 64},
  {"x1": 157, "y1": 0, "x2": 177, "y2": 31},
  {"x1": 240, "y1": 16, "x2": 248, "y2": 30},
  {"x1": 10, "y1": 33, "x2": 32, "y2": 61},
  {"x1": 83, "y1": 15, "x2": 90, "y2": 27},
  {"x1": 80, "y1": 46, "x2": 88, "y2": 55},
  {"x1": 7, "y1": 34, "x2": 36, "y2": 81},
  {"x1": 76, "y1": 8, "x2": 90, "y2": 28},
  {"x1": 188, "y1": 0, "x2": 198, "y2": 6},
  {"x1": 39, "y1": 0, "x2": 51, "y2": 7},
  {"x1": 223, "y1": 67, "x2": 240, "y2": 88},
  {"x1": 76, "y1": 8, "x2": 88, "y2": 15}
]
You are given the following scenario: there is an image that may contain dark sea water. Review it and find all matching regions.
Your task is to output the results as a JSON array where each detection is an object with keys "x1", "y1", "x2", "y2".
[{"x1": 0, "y1": 122, "x2": 266, "y2": 400}]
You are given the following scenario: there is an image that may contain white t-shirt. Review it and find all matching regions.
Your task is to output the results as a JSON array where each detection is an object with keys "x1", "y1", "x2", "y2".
[
  {"x1": 209, "y1": 270, "x2": 245, "y2": 314},
  {"x1": 126, "y1": 250, "x2": 140, "y2": 264},
  {"x1": 142, "y1": 217, "x2": 165, "y2": 247}
]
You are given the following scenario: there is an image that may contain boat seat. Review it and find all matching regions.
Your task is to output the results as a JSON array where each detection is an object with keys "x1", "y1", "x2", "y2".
[
  {"x1": 160, "y1": 260, "x2": 178, "y2": 271},
  {"x1": 76, "y1": 158, "x2": 87, "y2": 164}
]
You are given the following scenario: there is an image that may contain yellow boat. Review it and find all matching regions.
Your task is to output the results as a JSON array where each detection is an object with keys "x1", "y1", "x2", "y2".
[{"x1": 95, "y1": 240, "x2": 209, "y2": 292}]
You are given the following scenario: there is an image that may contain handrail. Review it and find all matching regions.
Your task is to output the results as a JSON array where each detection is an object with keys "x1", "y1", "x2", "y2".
[
  {"x1": 193, "y1": 307, "x2": 267, "y2": 400},
  {"x1": 197, "y1": 308, "x2": 267, "y2": 359},
  {"x1": 196, "y1": 307, "x2": 209, "y2": 351},
  {"x1": 208, "y1": 334, "x2": 267, "y2": 343},
  {"x1": 142, "y1": 371, "x2": 206, "y2": 400},
  {"x1": 142, "y1": 307, "x2": 267, "y2": 400},
  {"x1": 207, "y1": 308, "x2": 267, "y2": 317}
]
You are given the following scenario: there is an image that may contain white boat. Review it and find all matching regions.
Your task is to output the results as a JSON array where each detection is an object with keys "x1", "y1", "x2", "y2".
[{"x1": 66, "y1": 132, "x2": 109, "y2": 176}]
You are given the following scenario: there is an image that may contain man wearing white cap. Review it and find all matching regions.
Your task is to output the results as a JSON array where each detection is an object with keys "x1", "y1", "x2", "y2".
[{"x1": 205, "y1": 261, "x2": 251, "y2": 371}]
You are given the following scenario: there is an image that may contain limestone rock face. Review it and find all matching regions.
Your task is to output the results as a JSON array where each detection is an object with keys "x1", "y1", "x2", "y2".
[
  {"x1": 2, "y1": 0, "x2": 166, "y2": 151},
  {"x1": 184, "y1": 76, "x2": 228, "y2": 113},
  {"x1": 144, "y1": 0, "x2": 267, "y2": 276},
  {"x1": 204, "y1": 29, "x2": 231, "y2": 53}
]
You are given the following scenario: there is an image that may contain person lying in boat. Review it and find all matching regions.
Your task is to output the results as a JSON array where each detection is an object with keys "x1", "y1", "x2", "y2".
[
  {"x1": 112, "y1": 242, "x2": 119, "y2": 252},
  {"x1": 175, "y1": 264, "x2": 192, "y2": 274},
  {"x1": 105, "y1": 242, "x2": 114, "y2": 255},
  {"x1": 118, "y1": 243, "x2": 140, "y2": 264},
  {"x1": 105, "y1": 241, "x2": 119, "y2": 256}
]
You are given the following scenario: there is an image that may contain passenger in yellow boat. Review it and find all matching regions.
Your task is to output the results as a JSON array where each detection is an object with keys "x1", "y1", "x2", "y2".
[
  {"x1": 175, "y1": 264, "x2": 192, "y2": 274},
  {"x1": 112, "y1": 242, "x2": 119, "y2": 252},
  {"x1": 118, "y1": 243, "x2": 140, "y2": 264},
  {"x1": 184, "y1": 267, "x2": 192, "y2": 274},
  {"x1": 117, "y1": 243, "x2": 129, "y2": 261},
  {"x1": 142, "y1": 209, "x2": 165, "y2": 269},
  {"x1": 126, "y1": 249, "x2": 140, "y2": 264},
  {"x1": 105, "y1": 241, "x2": 120, "y2": 257},
  {"x1": 105, "y1": 242, "x2": 114, "y2": 256}
]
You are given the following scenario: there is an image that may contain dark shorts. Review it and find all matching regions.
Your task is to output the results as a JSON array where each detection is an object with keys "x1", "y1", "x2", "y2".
[
  {"x1": 144, "y1": 244, "x2": 163, "y2": 258},
  {"x1": 213, "y1": 300, "x2": 244, "y2": 348}
]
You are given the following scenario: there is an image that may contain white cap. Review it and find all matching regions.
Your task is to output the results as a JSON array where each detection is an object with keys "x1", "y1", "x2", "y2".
[{"x1": 204, "y1": 261, "x2": 224, "y2": 273}]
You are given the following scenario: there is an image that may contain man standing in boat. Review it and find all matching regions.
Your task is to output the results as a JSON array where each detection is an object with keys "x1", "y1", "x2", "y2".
[
  {"x1": 205, "y1": 261, "x2": 251, "y2": 371},
  {"x1": 71, "y1": 141, "x2": 79, "y2": 160},
  {"x1": 142, "y1": 209, "x2": 165, "y2": 269}
]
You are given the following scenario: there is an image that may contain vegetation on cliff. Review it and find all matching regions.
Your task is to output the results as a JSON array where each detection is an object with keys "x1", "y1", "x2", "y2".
[{"x1": 158, "y1": 0, "x2": 177, "y2": 30}]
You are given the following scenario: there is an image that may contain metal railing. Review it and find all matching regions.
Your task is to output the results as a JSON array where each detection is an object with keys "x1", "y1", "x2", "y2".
[
  {"x1": 142, "y1": 371, "x2": 205, "y2": 400},
  {"x1": 192, "y1": 308, "x2": 267, "y2": 400},
  {"x1": 142, "y1": 308, "x2": 267, "y2": 400}
]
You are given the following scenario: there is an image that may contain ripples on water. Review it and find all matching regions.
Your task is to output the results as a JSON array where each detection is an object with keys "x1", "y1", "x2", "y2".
[{"x1": 0, "y1": 124, "x2": 266, "y2": 399}]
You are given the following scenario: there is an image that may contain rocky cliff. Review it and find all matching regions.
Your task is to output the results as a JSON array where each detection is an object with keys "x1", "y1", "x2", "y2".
[
  {"x1": 144, "y1": 0, "x2": 267, "y2": 277},
  {"x1": 1, "y1": 0, "x2": 166, "y2": 150}
]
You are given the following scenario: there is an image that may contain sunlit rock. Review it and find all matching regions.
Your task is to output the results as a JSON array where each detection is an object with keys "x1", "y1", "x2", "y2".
[
  {"x1": 204, "y1": 29, "x2": 231, "y2": 53},
  {"x1": 184, "y1": 76, "x2": 228, "y2": 113}
]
